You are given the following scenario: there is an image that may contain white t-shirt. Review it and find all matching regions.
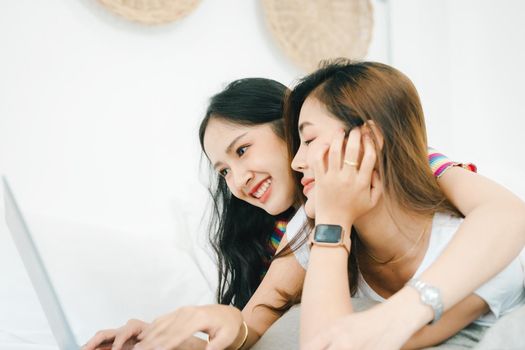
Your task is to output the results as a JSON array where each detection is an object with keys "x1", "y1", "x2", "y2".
[
  {"x1": 285, "y1": 209, "x2": 525, "y2": 326},
  {"x1": 286, "y1": 206, "x2": 310, "y2": 268}
]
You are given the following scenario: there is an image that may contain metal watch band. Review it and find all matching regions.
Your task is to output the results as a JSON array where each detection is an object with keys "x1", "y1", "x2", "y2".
[{"x1": 406, "y1": 278, "x2": 443, "y2": 324}]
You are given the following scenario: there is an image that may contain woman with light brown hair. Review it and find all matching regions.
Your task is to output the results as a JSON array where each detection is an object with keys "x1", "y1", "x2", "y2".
[{"x1": 288, "y1": 60, "x2": 525, "y2": 349}]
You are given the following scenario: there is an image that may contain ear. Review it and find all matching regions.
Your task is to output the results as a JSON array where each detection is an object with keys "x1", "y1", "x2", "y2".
[
  {"x1": 370, "y1": 170, "x2": 383, "y2": 207},
  {"x1": 362, "y1": 120, "x2": 383, "y2": 151}
]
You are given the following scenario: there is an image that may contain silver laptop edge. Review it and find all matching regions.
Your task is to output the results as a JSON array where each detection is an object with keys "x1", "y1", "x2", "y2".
[{"x1": 2, "y1": 176, "x2": 79, "y2": 350}]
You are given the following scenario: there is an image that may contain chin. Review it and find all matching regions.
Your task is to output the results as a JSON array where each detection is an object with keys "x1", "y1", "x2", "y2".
[
  {"x1": 304, "y1": 201, "x2": 315, "y2": 219},
  {"x1": 264, "y1": 206, "x2": 281, "y2": 216},
  {"x1": 264, "y1": 197, "x2": 294, "y2": 216}
]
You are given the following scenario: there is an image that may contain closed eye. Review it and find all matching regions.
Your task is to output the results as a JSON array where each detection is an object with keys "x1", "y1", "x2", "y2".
[{"x1": 303, "y1": 139, "x2": 314, "y2": 146}]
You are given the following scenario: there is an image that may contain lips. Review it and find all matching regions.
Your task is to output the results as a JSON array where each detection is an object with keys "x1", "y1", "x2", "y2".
[
  {"x1": 301, "y1": 178, "x2": 315, "y2": 196},
  {"x1": 250, "y1": 177, "x2": 272, "y2": 199}
]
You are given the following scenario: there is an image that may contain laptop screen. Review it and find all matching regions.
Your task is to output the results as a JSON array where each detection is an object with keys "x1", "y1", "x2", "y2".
[{"x1": 3, "y1": 176, "x2": 79, "y2": 350}]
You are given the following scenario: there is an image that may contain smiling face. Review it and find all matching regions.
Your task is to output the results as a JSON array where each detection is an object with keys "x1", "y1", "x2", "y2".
[
  {"x1": 203, "y1": 118, "x2": 296, "y2": 215},
  {"x1": 291, "y1": 96, "x2": 349, "y2": 218}
]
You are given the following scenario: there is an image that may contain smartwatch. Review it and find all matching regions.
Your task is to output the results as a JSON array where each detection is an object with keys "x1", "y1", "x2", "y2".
[{"x1": 309, "y1": 224, "x2": 350, "y2": 254}]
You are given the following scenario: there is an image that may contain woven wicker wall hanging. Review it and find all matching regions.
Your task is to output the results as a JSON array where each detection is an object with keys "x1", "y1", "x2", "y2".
[
  {"x1": 97, "y1": 0, "x2": 201, "y2": 25},
  {"x1": 261, "y1": 0, "x2": 374, "y2": 72}
]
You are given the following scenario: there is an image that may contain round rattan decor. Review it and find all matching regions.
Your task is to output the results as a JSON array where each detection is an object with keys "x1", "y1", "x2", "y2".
[
  {"x1": 261, "y1": 0, "x2": 374, "y2": 72},
  {"x1": 97, "y1": 0, "x2": 201, "y2": 25}
]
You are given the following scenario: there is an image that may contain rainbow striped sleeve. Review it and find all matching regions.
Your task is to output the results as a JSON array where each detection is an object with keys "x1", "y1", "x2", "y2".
[{"x1": 428, "y1": 147, "x2": 477, "y2": 178}]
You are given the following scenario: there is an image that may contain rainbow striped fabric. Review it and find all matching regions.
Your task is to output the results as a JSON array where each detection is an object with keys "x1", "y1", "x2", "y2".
[
  {"x1": 261, "y1": 219, "x2": 288, "y2": 278},
  {"x1": 428, "y1": 148, "x2": 477, "y2": 178},
  {"x1": 270, "y1": 220, "x2": 287, "y2": 253}
]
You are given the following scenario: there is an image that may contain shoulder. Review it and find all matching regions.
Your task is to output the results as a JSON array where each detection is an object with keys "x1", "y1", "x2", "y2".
[{"x1": 429, "y1": 212, "x2": 464, "y2": 245}]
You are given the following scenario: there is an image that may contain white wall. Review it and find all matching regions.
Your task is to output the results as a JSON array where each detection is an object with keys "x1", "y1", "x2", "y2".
[
  {"x1": 390, "y1": 0, "x2": 525, "y2": 196},
  {"x1": 1, "y1": 0, "x2": 524, "y2": 342},
  {"x1": 0, "y1": 0, "x2": 305, "y2": 237}
]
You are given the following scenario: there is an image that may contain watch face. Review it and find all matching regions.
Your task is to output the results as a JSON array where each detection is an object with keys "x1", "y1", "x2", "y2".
[
  {"x1": 314, "y1": 224, "x2": 343, "y2": 243},
  {"x1": 422, "y1": 286, "x2": 440, "y2": 306}
]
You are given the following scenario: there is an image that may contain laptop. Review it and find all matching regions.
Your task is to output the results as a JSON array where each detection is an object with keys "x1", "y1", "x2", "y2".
[{"x1": 2, "y1": 176, "x2": 134, "y2": 350}]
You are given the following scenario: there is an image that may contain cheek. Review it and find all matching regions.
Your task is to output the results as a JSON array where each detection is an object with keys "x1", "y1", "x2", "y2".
[
  {"x1": 305, "y1": 150, "x2": 316, "y2": 168},
  {"x1": 305, "y1": 141, "x2": 328, "y2": 166},
  {"x1": 224, "y1": 178, "x2": 243, "y2": 198},
  {"x1": 269, "y1": 148, "x2": 293, "y2": 179}
]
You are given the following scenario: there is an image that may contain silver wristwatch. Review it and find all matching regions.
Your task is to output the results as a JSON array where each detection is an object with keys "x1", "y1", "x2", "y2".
[{"x1": 406, "y1": 278, "x2": 443, "y2": 324}]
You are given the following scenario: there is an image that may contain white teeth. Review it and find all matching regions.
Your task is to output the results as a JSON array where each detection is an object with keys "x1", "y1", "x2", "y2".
[{"x1": 253, "y1": 179, "x2": 272, "y2": 199}]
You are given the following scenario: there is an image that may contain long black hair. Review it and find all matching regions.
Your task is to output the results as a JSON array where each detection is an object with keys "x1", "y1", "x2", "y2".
[{"x1": 199, "y1": 78, "x2": 296, "y2": 309}]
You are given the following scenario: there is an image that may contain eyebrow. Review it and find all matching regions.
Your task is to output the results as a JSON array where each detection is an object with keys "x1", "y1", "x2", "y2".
[
  {"x1": 298, "y1": 121, "x2": 313, "y2": 133},
  {"x1": 212, "y1": 132, "x2": 248, "y2": 170}
]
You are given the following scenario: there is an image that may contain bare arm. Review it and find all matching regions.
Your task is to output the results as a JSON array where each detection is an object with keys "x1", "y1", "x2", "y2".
[
  {"x1": 300, "y1": 242, "x2": 353, "y2": 346},
  {"x1": 300, "y1": 129, "x2": 375, "y2": 346},
  {"x1": 433, "y1": 166, "x2": 525, "y2": 297},
  {"x1": 402, "y1": 294, "x2": 489, "y2": 349},
  {"x1": 393, "y1": 167, "x2": 525, "y2": 336},
  {"x1": 304, "y1": 291, "x2": 490, "y2": 350},
  {"x1": 241, "y1": 236, "x2": 306, "y2": 348}
]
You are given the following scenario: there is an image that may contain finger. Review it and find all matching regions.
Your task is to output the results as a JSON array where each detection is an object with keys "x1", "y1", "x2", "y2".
[
  {"x1": 136, "y1": 323, "x2": 157, "y2": 343},
  {"x1": 313, "y1": 143, "x2": 330, "y2": 180},
  {"x1": 328, "y1": 129, "x2": 346, "y2": 171},
  {"x1": 137, "y1": 320, "x2": 171, "y2": 348},
  {"x1": 111, "y1": 328, "x2": 140, "y2": 350},
  {"x1": 357, "y1": 133, "x2": 377, "y2": 188},
  {"x1": 343, "y1": 128, "x2": 362, "y2": 167},
  {"x1": 138, "y1": 332, "x2": 172, "y2": 350},
  {"x1": 140, "y1": 315, "x2": 199, "y2": 350},
  {"x1": 111, "y1": 320, "x2": 146, "y2": 350},
  {"x1": 136, "y1": 327, "x2": 146, "y2": 341},
  {"x1": 82, "y1": 330, "x2": 117, "y2": 350}
]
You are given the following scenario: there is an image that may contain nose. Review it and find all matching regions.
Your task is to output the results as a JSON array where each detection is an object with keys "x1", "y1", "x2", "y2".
[
  {"x1": 291, "y1": 146, "x2": 307, "y2": 172},
  {"x1": 231, "y1": 165, "x2": 253, "y2": 192}
]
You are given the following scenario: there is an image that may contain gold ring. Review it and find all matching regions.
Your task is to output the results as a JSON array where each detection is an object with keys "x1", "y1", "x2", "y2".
[{"x1": 344, "y1": 160, "x2": 359, "y2": 167}]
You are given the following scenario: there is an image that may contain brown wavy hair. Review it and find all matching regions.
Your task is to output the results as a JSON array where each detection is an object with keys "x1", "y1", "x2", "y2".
[{"x1": 284, "y1": 59, "x2": 460, "y2": 295}]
